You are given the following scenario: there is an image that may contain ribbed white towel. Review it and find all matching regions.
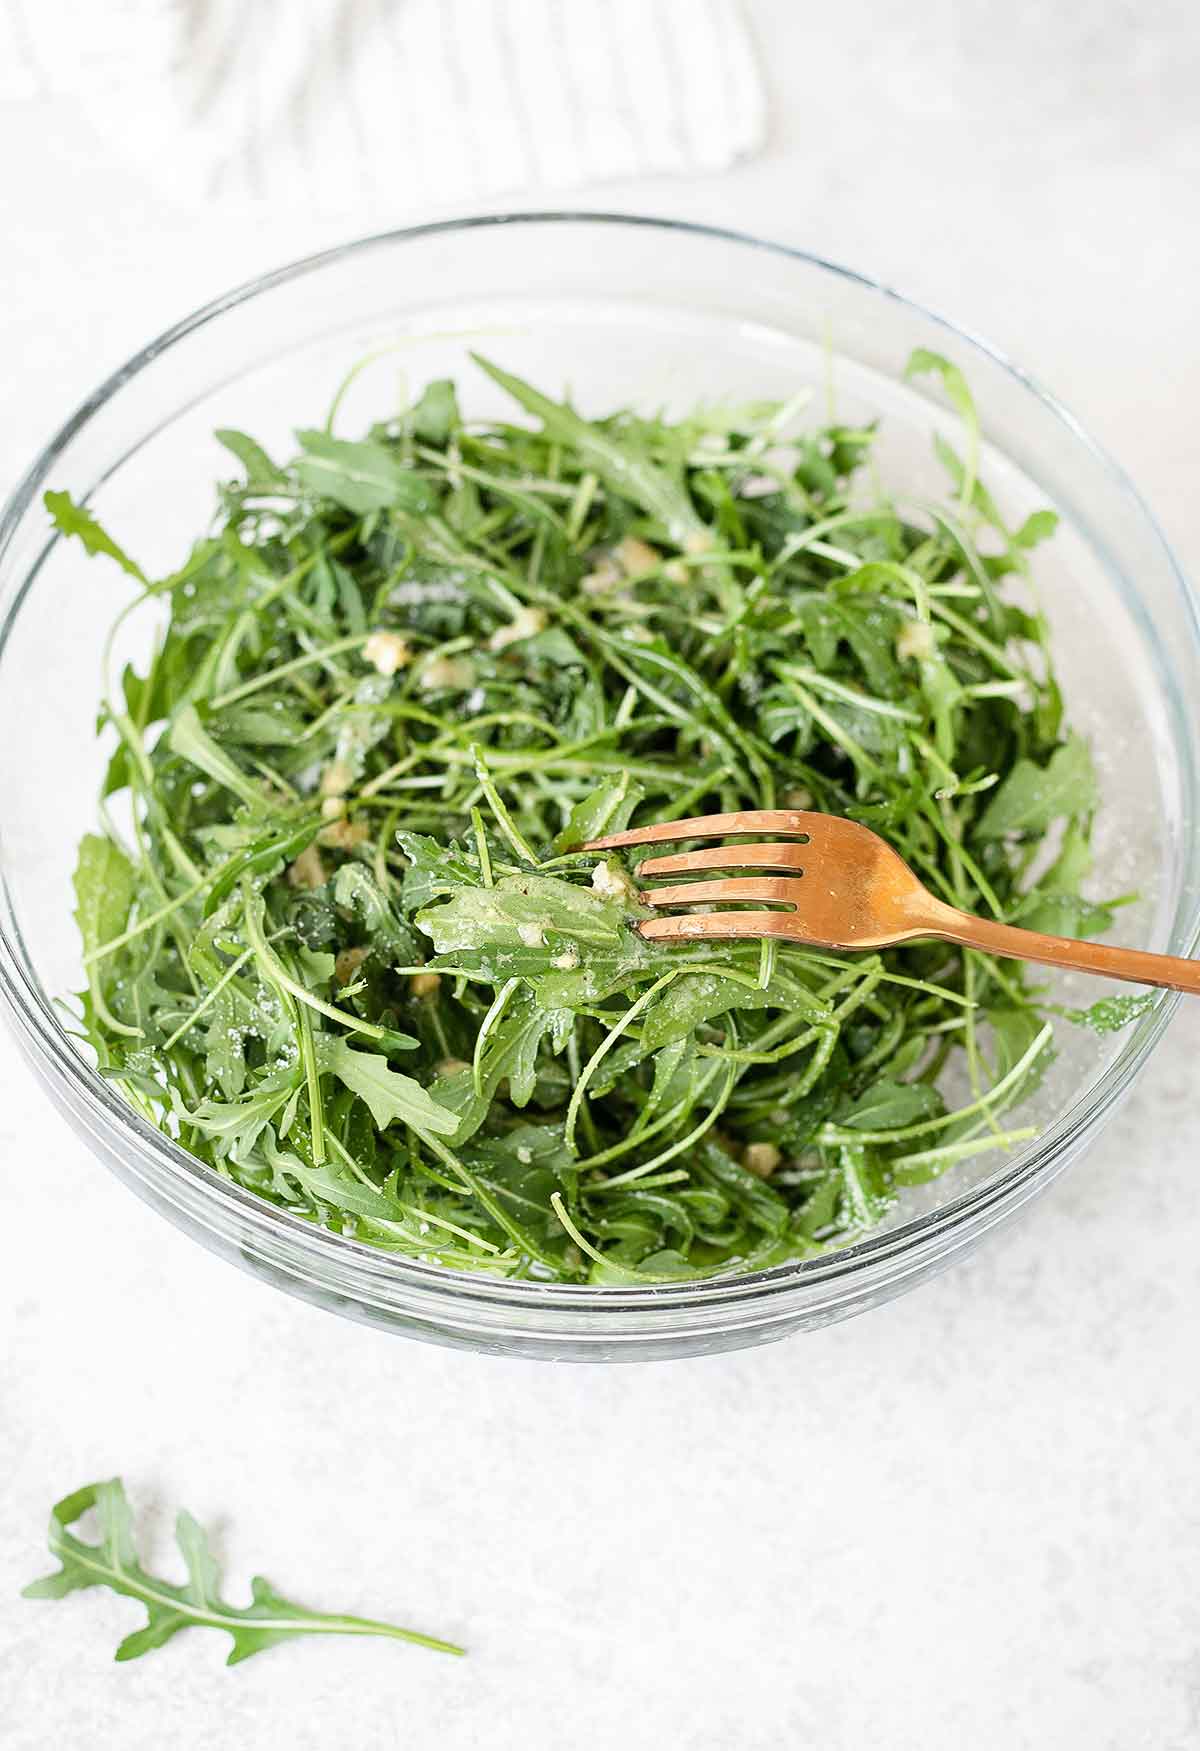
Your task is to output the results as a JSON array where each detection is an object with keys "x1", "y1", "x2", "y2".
[{"x1": 0, "y1": 0, "x2": 765, "y2": 209}]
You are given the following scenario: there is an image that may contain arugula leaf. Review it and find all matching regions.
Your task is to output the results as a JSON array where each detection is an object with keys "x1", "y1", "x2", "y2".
[
  {"x1": 974, "y1": 1007, "x2": 1057, "y2": 1111},
  {"x1": 23, "y1": 1479, "x2": 462, "y2": 1663},
  {"x1": 976, "y1": 735, "x2": 1098, "y2": 837},
  {"x1": 186, "y1": 1073, "x2": 299, "y2": 1153},
  {"x1": 45, "y1": 490, "x2": 147, "y2": 583},
  {"x1": 73, "y1": 834, "x2": 136, "y2": 1036},
  {"x1": 396, "y1": 832, "x2": 483, "y2": 912},
  {"x1": 1036, "y1": 819, "x2": 1093, "y2": 893},
  {"x1": 275, "y1": 1153, "x2": 415, "y2": 1224},
  {"x1": 697, "y1": 1141, "x2": 790, "y2": 1240},
  {"x1": 318, "y1": 1036, "x2": 458, "y2": 1136},
  {"x1": 417, "y1": 874, "x2": 629, "y2": 957},
  {"x1": 1014, "y1": 509, "x2": 1059, "y2": 549},
  {"x1": 906, "y1": 348, "x2": 980, "y2": 507},
  {"x1": 294, "y1": 431, "x2": 434, "y2": 514},
  {"x1": 73, "y1": 834, "x2": 135, "y2": 963},
  {"x1": 463, "y1": 1125, "x2": 575, "y2": 1246},
  {"x1": 551, "y1": 774, "x2": 643, "y2": 855},
  {"x1": 471, "y1": 354, "x2": 704, "y2": 543},
  {"x1": 1061, "y1": 992, "x2": 1156, "y2": 1034},
  {"x1": 409, "y1": 379, "x2": 460, "y2": 446},
  {"x1": 215, "y1": 429, "x2": 288, "y2": 489},
  {"x1": 167, "y1": 704, "x2": 271, "y2": 812},
  {"x1": 1012, "y1": 891, "x2": 1114, "y2": 938},
  {"x1": 333, "y1": 863, "x2": 419, "y2": 958},
  {"x1": 839, "y1": 1079, "x2": 944, "y2": 1131}
]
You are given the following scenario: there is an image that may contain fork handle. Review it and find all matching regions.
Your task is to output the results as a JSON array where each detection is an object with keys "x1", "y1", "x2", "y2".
[{"x1": 921, "y1": 900, "x2": 1200, "y2": 996}]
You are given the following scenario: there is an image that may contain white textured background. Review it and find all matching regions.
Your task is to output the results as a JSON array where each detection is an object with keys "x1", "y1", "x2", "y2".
[{"x1": 2, "y1": 3, "x2": 1199, "y2": 1746}]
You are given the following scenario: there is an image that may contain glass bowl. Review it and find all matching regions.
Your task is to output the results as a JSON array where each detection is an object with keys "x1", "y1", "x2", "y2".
[{"x1": 1, "y1": 215, "x2": 1197, "y2": 1361}]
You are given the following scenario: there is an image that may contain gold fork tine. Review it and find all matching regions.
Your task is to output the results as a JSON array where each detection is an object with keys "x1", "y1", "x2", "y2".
[
  {"x1": 639, "y1": 876, "x2": 801, "y2": 909},
  {"x1": 638, "y1": 842, "x2": 806, "y2": 877},
  {"x1": 640, "y1": 912, "x2": 802, "y2": 943},
  {"x1": 583, "y1": 808, "x2": 814, "y2": 851}
]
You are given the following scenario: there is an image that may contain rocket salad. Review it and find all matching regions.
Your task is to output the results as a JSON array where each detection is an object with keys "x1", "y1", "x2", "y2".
[{"x1": 61, "y1": 352, "x2": 1138, "y2": 1284}]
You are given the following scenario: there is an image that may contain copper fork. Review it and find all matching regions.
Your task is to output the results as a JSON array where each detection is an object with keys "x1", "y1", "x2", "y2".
[{"x1": 584, "y1": 809, "x2": 1200, "y2": 995}]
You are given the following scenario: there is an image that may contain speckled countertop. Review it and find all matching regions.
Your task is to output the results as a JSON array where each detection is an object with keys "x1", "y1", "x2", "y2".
[{"x1": 2, "y1": 4, "x2": 1198, "y2": 1745}]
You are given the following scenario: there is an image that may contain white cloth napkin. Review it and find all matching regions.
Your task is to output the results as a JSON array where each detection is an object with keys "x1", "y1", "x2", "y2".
[{"x1": 1, "y1": 0, "x2": 765, "y2": 210}]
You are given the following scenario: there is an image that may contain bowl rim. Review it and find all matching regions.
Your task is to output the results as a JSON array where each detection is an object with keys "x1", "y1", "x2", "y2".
[{"x1": 1, "y1": 209, "x2": 1197, "y2": 1320}]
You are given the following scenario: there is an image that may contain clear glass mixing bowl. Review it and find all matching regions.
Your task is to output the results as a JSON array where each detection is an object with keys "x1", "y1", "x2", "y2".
[{"x1": 1, "y1": 215, "x2": 1196, "y2": 1360}]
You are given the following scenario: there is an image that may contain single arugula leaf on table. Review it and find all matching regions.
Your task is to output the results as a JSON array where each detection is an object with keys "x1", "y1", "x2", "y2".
[{"x1": 23, "y1": 1479, "x2": 463, "y2": 1664}]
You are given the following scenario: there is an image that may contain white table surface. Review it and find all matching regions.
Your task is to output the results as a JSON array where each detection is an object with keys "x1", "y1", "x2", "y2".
[{"x1": 2, "y1": 4, "x2": 1199, "y2": 1746}]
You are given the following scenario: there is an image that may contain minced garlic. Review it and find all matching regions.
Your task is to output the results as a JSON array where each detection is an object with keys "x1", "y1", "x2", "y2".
[
  {"x1": 419, "y1": 655, "x2": 475, "y2": 692},
  {"x1": 334, "y1": 945, "x2": 370, "y2": 987},
  {"x1": 363, "y1": 630, "x2": 412, "y2": 677},
  {"x1": 320, "y1": 758, "x2": 354, "y2": 798},
  {"x1": 896, "y1": 619, "x2": 935, "y2": 663},
  {"x1": 489, "y1": 606, "x2": 547, "y2": 652},
  {"x1": 591, "y1": 860, "x2": 638, "y2": 904},
  {"x1": 318, "y1": 817, "x2": 369, "y2": 851},
  {"x1": 580, "y1": 557, "x2": 622, "y2": 596},
  {"x1": 616, "y1": 535, "x2": 660, "y2": 576},
  {"x1": 287, "y1": 844, "x2": 327, "y2": 889},
  {"x1": 742, "y1": 1142, "x2": 782, "y2": 1179}
]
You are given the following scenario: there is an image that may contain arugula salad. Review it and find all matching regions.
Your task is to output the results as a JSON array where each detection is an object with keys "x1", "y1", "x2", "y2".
[{"x1": 62, "y1": 351, "x2": 1134, "y2": 1285}]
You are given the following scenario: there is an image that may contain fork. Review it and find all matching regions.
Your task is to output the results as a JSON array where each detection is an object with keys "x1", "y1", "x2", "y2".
[{"x1": 583, "y1": 809, "x2": 1200, "y2": 995}]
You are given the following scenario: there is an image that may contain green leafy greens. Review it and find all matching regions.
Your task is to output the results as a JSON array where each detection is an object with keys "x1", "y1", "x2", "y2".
[
  {"x1": 58, "y1": 356, "x2": 1126, "y2": 1284},
  {"x1": 23, "y1": 1479, "x2": 462, "y2": 1663}
]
